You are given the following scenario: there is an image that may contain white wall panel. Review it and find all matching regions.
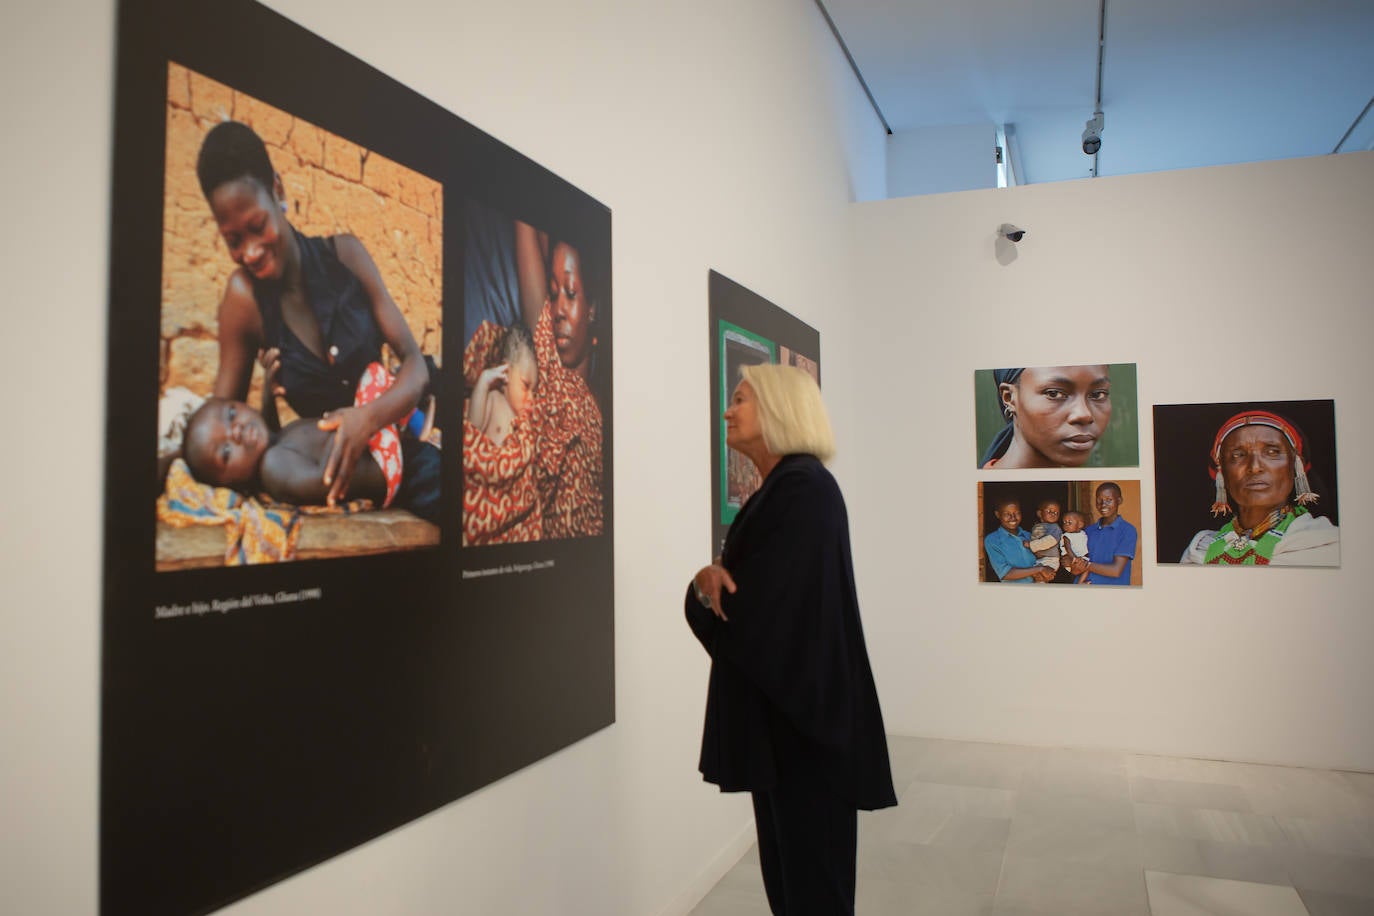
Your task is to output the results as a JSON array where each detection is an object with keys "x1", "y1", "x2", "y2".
[{"x1": 849, "y1": 153, "x2": 1374, "y2": 772}]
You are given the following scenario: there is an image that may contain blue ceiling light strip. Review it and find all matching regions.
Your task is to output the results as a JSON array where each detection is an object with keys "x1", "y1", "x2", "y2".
[
  {"x1": 1093, "y1": 0, "x2": 1107, "y2": 114},
  {"x1": 1332, "y1": 95, "x2": 1374, "y2": 154},
  {"x1": 813, "y1": 0, "x2": 893, "y2": 135}
]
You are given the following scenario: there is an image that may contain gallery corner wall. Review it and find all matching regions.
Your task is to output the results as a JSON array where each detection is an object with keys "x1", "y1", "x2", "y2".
[
  {"x1": 847, "y1": 151, "x2": 1374, "y2": 772},
  {"x1": 2, "y1": 0, "x2": 883, "y2": 914},
  {"x1": 14, "y1": 0, "x2": 1368, "y2": 912}
]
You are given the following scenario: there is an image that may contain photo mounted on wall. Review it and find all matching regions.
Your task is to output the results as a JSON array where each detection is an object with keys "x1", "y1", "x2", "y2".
[
  {"x1": 978, "y1": 479, "x2": 1143, "y2": 586},
  {"x1": 780, "y1": 345, "x2": 819, "y2": 382},
  {"x1": 1153, "y1": 399, "x2": 1338, "y2": 567},
  {"x1": 155, "y1": 63, "x2": 443, "y2": 570},
  {"x1": 708, "y1": 272, "x2": 820, "y2": 555},
  {"x1": 103, "y1": 1, "x2": 613, "y2": 913},
  {"x1": 460, "y1": 199, "x2": 609, "y2": 545},
  {"x1": 720, "y1": 322, "x2": 774, "y2": 519},
  {"x1": 974, "y1": 363, "x2": 1139, "y2": 469}
]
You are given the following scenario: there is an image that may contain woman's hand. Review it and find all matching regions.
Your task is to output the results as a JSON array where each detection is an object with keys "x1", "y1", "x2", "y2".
[
  {"x1": 1033, "y1": 566, "x2": 1056, "y2": 583},
  {"x1": 1067, "y1": 556, "x2": 1090, "y2": 577},
  {"x1": 692, "y1": 562, "x2": 737, "y2": 621},
  {"x1": 318, "y1": 405, "x2": 375, "y2": 506},
  {"x1": 256, "y1": 347, "x2": 284, "y2": 432},
  {"x1": 258, "y1": 347, "x2": 286, "y2": 398}
]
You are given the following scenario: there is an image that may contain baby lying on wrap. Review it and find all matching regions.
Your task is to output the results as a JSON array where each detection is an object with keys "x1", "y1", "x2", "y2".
[{"x1": 183, "y1": 363, "x2": 439, "y2": 523}]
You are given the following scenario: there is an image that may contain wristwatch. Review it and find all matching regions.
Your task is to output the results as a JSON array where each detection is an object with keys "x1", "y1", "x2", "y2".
[{"x1": 693, "y1": 582, "x2": 712, "y2": 609}]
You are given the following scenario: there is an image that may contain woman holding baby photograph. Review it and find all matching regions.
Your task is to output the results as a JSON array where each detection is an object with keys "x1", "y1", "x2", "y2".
[
  {"x1": 198, "y1": 120, "x2": 430, "y2": 507},
  {"x1": 514, "y1": 220, "x2": 606, "y2": 538}
]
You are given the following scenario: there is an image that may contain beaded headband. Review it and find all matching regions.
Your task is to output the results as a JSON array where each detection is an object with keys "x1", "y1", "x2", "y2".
[{"x1": 1208, "y1": 410, "x2": 1316, "y2": 515}]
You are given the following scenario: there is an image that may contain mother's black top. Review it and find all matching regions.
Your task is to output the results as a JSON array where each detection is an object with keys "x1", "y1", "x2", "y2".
[
  {"x1": 252, "y1": 229, "x2": 384, "y2": 419},
  {"x1": 685, "y1": 453, "x2": 897, "y2": 810}
]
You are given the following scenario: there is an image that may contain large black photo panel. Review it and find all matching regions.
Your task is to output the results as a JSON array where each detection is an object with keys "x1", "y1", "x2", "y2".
[
  {"x1": 102, "y1": 0, "x2": 613, "y2": 912},
  {"x1": 707, "y1": 271, "x2": 820, "y2": 556}
]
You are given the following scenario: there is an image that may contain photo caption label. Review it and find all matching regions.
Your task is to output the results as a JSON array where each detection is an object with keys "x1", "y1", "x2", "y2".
[
  {"x1": 154, "y1": 587, "x2": 324, "y2": 619},
  {"x1": 461, "y1": 559, "x2": 556, "y2": 579}
]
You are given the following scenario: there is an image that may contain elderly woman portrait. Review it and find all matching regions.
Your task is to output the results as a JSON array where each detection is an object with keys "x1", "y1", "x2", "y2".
[
  {"x1": 686, "y1": 364, "x2": 896, "y2": 914},
  {"x1": 1176, "y1": 408, "x2": 1341, "y2": 566},
  {"x1": 976, "y1": 364, "x2": 1139, "y2": 469}
]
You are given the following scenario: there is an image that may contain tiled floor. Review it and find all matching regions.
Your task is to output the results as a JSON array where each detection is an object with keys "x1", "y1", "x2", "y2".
[{"x1": 688, "y1": 736, "x2": 1374, "y2": 916}]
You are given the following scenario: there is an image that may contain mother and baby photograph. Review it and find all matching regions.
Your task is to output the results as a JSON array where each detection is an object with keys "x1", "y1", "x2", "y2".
[
  {"x1": 155, "y1": 64, "x2": 443, "y2": 569},
  {"x1": 459, "y1": 200, "x2": 609, "y2": 546}
]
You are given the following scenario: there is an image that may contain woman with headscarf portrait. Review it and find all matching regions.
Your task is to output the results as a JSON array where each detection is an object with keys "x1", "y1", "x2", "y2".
[{"x1": 980, "y1": 365, "x2": 1115, "y2": 469}]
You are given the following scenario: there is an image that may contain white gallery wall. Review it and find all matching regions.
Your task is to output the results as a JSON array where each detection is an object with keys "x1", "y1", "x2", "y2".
[
  {"x1": 887, "y1": 122, "x2": 998, "y2": 198},
  {"x1": 0, "y1": 0, "x2": 882, "y2": 914},
  {"x1": 848, "y1": 151, "x2": 1374, "y2": 773}
]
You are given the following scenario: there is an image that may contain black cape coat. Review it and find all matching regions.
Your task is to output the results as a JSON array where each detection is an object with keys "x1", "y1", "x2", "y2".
[{"x1": 686, "y1": 454, "x2": 897, "y2": 810}]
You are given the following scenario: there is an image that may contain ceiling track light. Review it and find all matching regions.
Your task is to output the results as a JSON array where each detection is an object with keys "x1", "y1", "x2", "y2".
[{"x1": 1086, "y1": 0, "x2": 1108, "y2": 174}]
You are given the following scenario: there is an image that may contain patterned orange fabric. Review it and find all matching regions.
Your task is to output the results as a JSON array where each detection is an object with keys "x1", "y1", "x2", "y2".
[
  {"x1": 356, "y1": 362, "x2": 404, "y2": 508},
  {"x1": 158, "y1": 459, "x2": 302, "y2": 564},
  {"x1": 530, "y1": 305, "x2": 604, "y2": 538},
  {"x1": 462, "y1": 322, "x2": 541, "y2": 545},
  {"x1": 461, "y1": 416, "x2": 542, "y2": 545},
  {"x1": 159, "y1": 458, "x2": 376, "y2": 565}
]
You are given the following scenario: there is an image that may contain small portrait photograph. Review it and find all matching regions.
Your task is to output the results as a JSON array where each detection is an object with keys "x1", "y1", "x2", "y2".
[
  {"x1": 780, "y1": 345, "x2": 819, "y2": 383},
  {"x1": 978, "y1": 479, "x2": 1143, "y2": 586},
  {"x1": 460, "y1": 199, "x2": 609, "y2": 545},
  {"x1": 155, "y1": 63, "x2": 442, "y2": 570},
  {"x1": 974, "y1": 363, "x2": 1139, "y2": 469},
  {"x1": 721, "y1": 323, "x2": 776, "y2": 521},
  {"x1": 1154, "y1": 399, "x2": 1339, "y2": 567}
]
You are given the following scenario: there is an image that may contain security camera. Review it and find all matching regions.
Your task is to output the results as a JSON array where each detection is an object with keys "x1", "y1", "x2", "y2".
[
  {"x1": 1082, "y1": 112, "x2": 1104, "y2": 156},
  {"x1": 999, "y1": 224, "x2": 1026, "y2": 243}
]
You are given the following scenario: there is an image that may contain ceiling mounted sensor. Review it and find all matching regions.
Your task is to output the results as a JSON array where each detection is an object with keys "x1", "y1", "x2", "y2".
[{"x1": 1082, "y1": 112, "x2": 1104, "y2": 156}]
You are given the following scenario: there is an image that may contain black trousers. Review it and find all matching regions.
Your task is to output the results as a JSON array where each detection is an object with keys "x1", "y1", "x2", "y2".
[{"x1": 750, "y1": 764, "x2": 858, "y2": 916}]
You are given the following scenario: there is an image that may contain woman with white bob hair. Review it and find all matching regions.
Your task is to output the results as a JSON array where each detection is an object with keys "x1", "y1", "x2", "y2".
[{"x1": 686, "y1": 363, "x2": 896, "y2": 915}]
